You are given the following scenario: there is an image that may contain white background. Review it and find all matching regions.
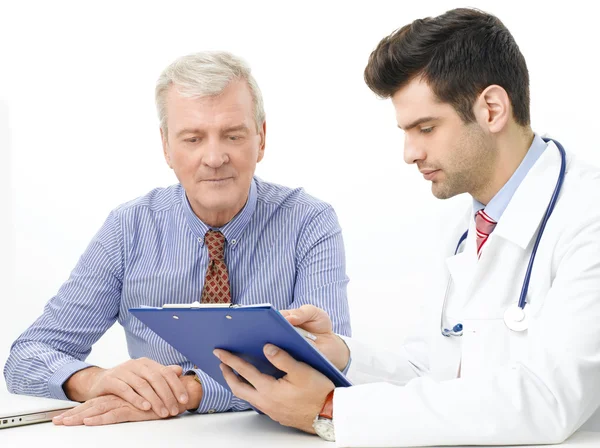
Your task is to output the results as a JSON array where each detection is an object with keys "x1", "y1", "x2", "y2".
[{"x1": 0, "y1": 0, "x2": 598, "y2": 390}]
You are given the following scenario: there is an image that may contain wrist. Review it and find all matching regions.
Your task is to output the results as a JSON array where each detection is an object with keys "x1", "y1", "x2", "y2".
[
  {"x1": 313, "y1": 389, "x2": 336, "y2": 442},
  {"x1": 319, "y1": 389, "x2": 335, "y2": 419},
  {"x1": 182, "y1": 374, "x2": 203, "y2": 411},
  {"x1": 63, "y1": 366, "x2": 102, "y2": 402}
]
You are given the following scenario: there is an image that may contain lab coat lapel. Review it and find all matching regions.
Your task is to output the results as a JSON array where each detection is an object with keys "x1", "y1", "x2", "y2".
[
  {"x1": 445, "y1": 141, "x2": 566, "y2": 298},
  {"x1": 492, "y1": 140, "x2": 566, "y2": 250},
  {"x1": 445, "y1": 209, "x2": 478, "y2": 299}
]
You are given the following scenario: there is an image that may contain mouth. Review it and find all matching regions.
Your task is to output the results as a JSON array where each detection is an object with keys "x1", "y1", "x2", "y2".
[
  {"x1": 201, "y1": 177, "x2": 234, "y2": 184},
  {"x1": 420, "y1": 170, "x2": 440, "y2": 181}
]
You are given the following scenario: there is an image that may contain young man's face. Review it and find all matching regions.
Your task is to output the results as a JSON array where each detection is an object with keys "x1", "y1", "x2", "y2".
[{"x1": 392, "y1": 77, "x2": 496, "y2": 200}]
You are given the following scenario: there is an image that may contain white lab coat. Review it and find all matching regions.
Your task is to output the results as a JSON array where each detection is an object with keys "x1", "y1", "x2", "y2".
[{"x1": 334, "y1": 141, "x2": 600, "y2": 447}]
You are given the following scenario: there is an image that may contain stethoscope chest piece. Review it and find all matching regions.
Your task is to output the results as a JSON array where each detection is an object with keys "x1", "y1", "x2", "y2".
[{"x1": 503, "y1": 303, "x2": 529, "y2": 332}]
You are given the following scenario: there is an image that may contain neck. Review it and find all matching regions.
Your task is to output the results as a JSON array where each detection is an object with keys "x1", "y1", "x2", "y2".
[
  {"x1": 189, "y1": 196, "x2": 248, "y2": 228},
  {"x1": 473, "y1": 125, "x2": 534, "y2": 205}
]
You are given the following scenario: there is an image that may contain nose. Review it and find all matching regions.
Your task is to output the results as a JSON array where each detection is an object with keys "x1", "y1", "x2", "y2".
[
  {"x1": 403, "y1": 133, "x2": 426, "y2": 165},
  {"x1": 202, "y1": 139, "x2": 229, "y2": 168}
]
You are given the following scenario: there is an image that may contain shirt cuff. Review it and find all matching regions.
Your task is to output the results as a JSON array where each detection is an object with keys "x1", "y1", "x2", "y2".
[
  {"x1": 337, "y1": 334, "x2": 352, "y2": 374},
  {"x1": 187, "y1": 368, "x2": 233, "y2": 414},
  {"x1": 47, "y1": 359, "x2": 93, "y2": 401},
  {"x1": 342, "y1": 356, "x2": 352, "y2": 375}
]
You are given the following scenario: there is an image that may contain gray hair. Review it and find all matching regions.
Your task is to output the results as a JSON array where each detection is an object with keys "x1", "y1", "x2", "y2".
[{"x1": 155, "y1": 51, "x2": 266, "y2": 137}]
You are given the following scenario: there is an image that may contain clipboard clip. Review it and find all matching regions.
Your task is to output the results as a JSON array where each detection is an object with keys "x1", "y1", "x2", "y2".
[
  {"x1": 161, "y1": 302, "x2": 272, "y2": 309},
  {"x1": 162, "y1": 301, "x2": 236, "y2": 309}
]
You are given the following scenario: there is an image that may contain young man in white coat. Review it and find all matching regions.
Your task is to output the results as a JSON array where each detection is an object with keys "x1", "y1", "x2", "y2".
[{"x1": 213, "y1": 7, "x2": 600, "y2": 447}]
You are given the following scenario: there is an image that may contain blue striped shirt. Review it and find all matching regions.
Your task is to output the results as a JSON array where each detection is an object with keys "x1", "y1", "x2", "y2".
[{"x1": 4, "y1": 177, "x2": 351, "y2": 414}]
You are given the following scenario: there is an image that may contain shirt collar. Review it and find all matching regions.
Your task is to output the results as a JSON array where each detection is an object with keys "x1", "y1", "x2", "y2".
[
  {"x1": 473, "y1": 133, "x2": 548, "y2": 222},
  {"x1": 181, "y1": 178, "x2": 258, "y2": 249}
]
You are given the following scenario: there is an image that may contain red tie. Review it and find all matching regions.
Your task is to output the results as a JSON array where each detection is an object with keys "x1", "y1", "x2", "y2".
[
  {"x1": 475, "y1": 210, "x2": 497, "y2": 258},
  {"x1": 201, "y1": 230, "x2": 232, "y2": 304}
]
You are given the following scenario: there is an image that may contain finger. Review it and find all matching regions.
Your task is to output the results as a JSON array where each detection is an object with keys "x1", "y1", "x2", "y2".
[
  {"x1": 53, "y1": 401, "x2": 94, "y2": 425},
  {"x1": 282, "y1": 310, "x2": 304, "y2": 327},
  {"x1": 219, "y1": 363, "x2": 261, "y2": 404},
  {"x1": 137, "y1": 362, "x2": 181, "y2": 416},
  {"x1": 285, "y1": 305, "x2": 326, "y2": 328},
  {"x1": 160, "y1": 365, "x2": 189, "y2": 406},
  {"x1": 284, "y1": 314, "x2": 298, "y2": 325},
  {"x1": 82, "y1": 408, "x2": 129, "y2": 426},
  {"x1": 282, "y1": 308, "x2": 309, "y2": 324},
  {"x1": 214, "y1": 349, "x2": 275, "y2": 391},
  {"x1": 118, "y1": 370, "x2": 168, "y2": 418},
  {"x1": 263, "y1": 344, "x2": 304, "y2": 377},
  {"x1": 298, "y1": 304, "x2": 326, "y2": 322},
  {"x1": 104, "y1": 376, "x2": 152, "y2": 412},
  {"x1": 167, "y1": 364, "x2": 184, "y2": 376},
  {"x1": 83, "y1": 405, "x2": 162, "y2": 426},
  {"x1": 61, "y1": 398, "x2": 122, "y2": 426}
]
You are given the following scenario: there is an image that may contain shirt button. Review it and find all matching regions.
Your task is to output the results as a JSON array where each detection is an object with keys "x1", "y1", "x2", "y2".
[
  {"x1": 208, "y1": 409, "x2": 216, "y2": 414},
  {"x1": 231, "y1": 239, "x2": 237, "y2": 245},
  {"x1": 197, "y1": 237, "x2": 202, "y2": 243}
]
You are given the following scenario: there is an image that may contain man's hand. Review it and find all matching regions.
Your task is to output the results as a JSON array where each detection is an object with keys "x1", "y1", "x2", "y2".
[
  {"x1": 63, "y1": 359, "x2": 190, "y2": 418},
  {"x1": 53, "y1": 395, "x2": 166, "y2": 426},
  {"x1": 55, "y1": 373, "x2": 203, "y2": 426},
  {"x1": 281, "y1": 305, "x2": 350, "y2": 370},
  {"x1": 215, "y1": 344, "x2": 334, "y2": 434}
]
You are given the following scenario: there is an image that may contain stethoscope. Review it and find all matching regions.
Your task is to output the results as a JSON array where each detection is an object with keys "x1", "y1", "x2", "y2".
[{"x1": 441, "y1": 138, "x2": 567, "y2": 336}]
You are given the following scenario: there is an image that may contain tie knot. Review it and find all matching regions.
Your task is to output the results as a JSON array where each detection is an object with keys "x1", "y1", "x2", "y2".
[
  {"x1": 205, "y1": 230, "x2": 226, "y2": 260},
  {"x1": 475, "y1": 210, "x2": 497, "y2": 257},
  {"x1": 475, "y1": 210, "x2": 497, "y2": 235}
]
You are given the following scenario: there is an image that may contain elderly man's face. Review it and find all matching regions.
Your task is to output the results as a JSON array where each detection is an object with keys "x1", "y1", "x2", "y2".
[{"x1": 161, "y1": 80, "x2": 265, "y2": 226}]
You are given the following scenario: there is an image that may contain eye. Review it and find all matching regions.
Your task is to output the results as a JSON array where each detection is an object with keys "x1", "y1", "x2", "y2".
[
  {"x1": 420, "y1": 126, "x2": 434, "y2": 134},
  {"x1": 185, "y1": 137, "x2": 200, "y2": 143},
  {"x1": 228, "y1": 135, "x2": 244, "y2": 141}
]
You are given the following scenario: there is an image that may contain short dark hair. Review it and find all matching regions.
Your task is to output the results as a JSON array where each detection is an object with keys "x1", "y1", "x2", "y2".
[{"x1": 364, "y1": 8, "x2": 530, "y2": 126}]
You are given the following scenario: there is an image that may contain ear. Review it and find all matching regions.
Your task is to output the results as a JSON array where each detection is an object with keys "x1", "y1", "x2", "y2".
[
  {"x1": 161, "y1": 127, "x2": 173, "y2": 169},
  {"x1": 257, "y1": 120, "x2": 266, "y2": 163},
  {"x1": 473, "y1": 85, "x2": 511, "y2": 134}
]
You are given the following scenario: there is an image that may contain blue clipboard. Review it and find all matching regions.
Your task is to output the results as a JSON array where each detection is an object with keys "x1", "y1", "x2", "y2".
[{"x1": 129, "y1": 303, "x2": 352, "y2": 393}]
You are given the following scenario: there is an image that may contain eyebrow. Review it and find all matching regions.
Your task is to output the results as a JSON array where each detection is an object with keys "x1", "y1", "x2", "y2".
[
  {"x1": 222, "y1": 124, "x2": 250, "y2": 133},
  {"x1": 175, "y1": 128, "x2": 201, "y2": 139},
  {"x1": 175, "y1": 124, "x2": 250, "y2": 139},
  {"x1": 397, "y1": 116, "x2": 440, "y2": 131}
]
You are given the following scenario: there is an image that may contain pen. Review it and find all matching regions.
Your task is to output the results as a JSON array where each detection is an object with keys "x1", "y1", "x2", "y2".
[{"x1": 295, "y1": 327, "x2": 318, "y2": 341}]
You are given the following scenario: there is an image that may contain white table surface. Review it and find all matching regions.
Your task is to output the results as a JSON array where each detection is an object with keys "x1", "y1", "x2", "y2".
[{"x1": 1, "y1": 397, "x2": 600, "y2": 447}]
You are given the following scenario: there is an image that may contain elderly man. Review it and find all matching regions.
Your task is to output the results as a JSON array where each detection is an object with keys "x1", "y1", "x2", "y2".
[{"x1": 4, "y1": 51, "x2": 351, "y2": 426}]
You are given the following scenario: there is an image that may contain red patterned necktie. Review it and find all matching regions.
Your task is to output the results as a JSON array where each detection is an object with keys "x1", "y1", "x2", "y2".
[
  {"x1": 201, "y1": 230, "x2": 232, "y2": 304},
  {"x1": 475, "y1": 210, "x2": 497, "y2": 258}
]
